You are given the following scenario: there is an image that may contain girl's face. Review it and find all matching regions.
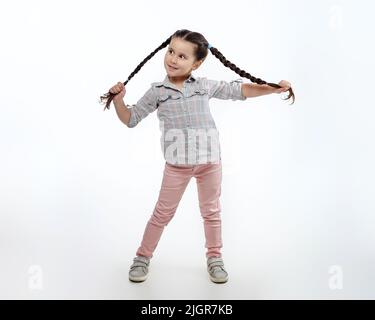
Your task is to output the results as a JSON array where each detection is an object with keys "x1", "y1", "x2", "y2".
[{"x1": 164, "y1": 37, "x2": 203, "y2": 82}]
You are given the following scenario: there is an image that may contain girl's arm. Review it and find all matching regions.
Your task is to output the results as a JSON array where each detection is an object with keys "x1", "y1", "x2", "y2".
[
  {"x1": 241, "y1": 80, "x2": 291, "y2": 98},
  {"x1": 113, "y1": 98, "x2": 131, "y2": 126},
  {"x1": 113, "y1": 86, "x2": 158, "y2": 128}
]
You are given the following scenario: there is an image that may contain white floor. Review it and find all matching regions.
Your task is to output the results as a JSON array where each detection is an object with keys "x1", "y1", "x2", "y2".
[{"x1": 1, "y1": 169, "x2": 374, "y2": 300}]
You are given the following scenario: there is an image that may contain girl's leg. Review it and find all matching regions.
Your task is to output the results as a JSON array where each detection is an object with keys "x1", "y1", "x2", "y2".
[
  {"x1": 194, "y1": 161, "x2": 223, "y2": 258},
  {"x1": 136, "y1": 163, "x2": 193, "y2": 258}
]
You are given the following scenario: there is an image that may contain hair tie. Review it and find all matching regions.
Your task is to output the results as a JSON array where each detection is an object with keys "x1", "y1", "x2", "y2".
[{"x1": 208, "y1": 43, "x2": 213, "y2": 49}]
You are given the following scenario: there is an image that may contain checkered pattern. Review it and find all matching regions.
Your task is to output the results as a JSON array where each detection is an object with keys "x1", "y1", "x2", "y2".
[{"x1": 127, "y1": 74, "x2": 247, "y2": 165}]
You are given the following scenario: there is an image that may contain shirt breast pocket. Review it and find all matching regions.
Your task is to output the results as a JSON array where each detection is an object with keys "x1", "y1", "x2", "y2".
[
  {"x1": 186, "y1": 88, "x2": 208, "y2": 98},
  {"x1": 157, "y1": 94, "x2": 182, "y2": 117},
  {"x1": 158, "y1": 94, "x2": 181, "y2": 105}
]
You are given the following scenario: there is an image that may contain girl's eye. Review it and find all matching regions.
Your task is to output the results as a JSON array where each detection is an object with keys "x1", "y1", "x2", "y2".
[{"x1": 168, "y1": 49, "x2": 185, "y2": 59}]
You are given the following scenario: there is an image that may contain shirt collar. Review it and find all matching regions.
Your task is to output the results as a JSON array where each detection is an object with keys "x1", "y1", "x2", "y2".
[{"x1": 153, "y1": 73, "x2": 196, "y2": 89}]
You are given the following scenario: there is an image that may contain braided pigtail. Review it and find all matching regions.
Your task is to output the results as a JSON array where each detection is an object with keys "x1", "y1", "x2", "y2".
[
  {"x1": 208, "y1": 45, "x2": 295, "y2": 104},
  {"x1": 99, "y1": 36, "x2": 172, "y2": 111}
]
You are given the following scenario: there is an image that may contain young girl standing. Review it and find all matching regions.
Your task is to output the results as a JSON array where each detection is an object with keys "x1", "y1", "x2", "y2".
[{"x1": 100, "y1": 29, "x2": 294, "y2": 284}]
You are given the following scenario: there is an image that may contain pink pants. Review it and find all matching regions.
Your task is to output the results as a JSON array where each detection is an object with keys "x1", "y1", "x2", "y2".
[{"x1": 136, "y1": 160, "x2": 223, "y2": 259}]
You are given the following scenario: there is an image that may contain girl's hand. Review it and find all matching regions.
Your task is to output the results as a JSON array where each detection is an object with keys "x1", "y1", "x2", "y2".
[
  {"x1": 109, "y1": 81, "x2": 126, "y2": 101},
  {"x1": 274, "y1": 80, "x2": 291, "y2": 94}
]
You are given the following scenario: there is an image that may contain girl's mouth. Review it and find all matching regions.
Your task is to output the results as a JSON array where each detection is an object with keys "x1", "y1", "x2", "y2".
[{"x1": 168, "y1": 65, "x2": 178, "y2": 71}]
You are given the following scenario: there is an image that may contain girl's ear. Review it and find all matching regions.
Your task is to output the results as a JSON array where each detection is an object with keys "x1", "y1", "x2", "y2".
[{"x1": 193, "y1": 59, "x2": 205, "y2": 70}]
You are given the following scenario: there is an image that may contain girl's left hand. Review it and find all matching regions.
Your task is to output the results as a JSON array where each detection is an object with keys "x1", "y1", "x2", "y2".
[{"x1": 274, "y1": 80, "x2": 291, "y2": 94}]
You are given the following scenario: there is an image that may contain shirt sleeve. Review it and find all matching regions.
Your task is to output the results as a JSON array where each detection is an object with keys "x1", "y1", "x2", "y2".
[
  {"x1": 127, "y1": 85, "x2": 158, "y2": 128},
  {"x1": 204, "y1": 78, "x2": 247, "y2": 101}
]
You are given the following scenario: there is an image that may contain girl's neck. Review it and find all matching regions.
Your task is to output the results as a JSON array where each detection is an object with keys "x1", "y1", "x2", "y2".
[{"x1": 168, "y1": 73, "x2": 191, "y2": 85}]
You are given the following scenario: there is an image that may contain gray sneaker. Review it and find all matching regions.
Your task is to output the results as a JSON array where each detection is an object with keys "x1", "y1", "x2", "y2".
[
  {"x1": 129, "y1": 256, "x2": 150, "y2": 282},
  {"x1": 207, "y1": 257, "x2": 228, "y2": 283}
]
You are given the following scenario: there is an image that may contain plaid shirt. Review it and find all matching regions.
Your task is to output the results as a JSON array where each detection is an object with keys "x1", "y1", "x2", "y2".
[{"x1": 127, "y1": 74, "x2": 247, "y2": 165}]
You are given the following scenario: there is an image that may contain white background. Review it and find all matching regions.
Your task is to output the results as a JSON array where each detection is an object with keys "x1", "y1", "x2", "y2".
[{"x1": 0, "y1": 0, "x2": 374, "y2": 299}]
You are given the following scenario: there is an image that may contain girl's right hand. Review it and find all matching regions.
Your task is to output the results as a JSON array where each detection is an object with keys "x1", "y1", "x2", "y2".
[{"x1": 109, "y1": 81, "x2": 126, "y2": 101}]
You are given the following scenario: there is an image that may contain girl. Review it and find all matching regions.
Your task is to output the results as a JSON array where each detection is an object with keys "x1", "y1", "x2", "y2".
[{"x1": 100, "y1": 29, "x2": 294, "y2": 284}]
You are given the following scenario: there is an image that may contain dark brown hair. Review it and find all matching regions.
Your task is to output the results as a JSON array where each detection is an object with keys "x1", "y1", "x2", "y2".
[{"x1": 99, "y1": 29, "x2": 295, "y2": 110}]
